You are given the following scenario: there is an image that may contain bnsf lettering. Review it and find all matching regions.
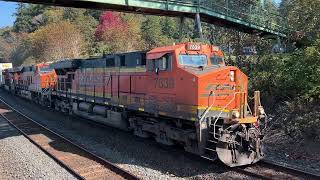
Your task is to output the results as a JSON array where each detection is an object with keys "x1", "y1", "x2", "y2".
[{"x1": 154, "y1": 78, "x2": 174, "y2": 89}]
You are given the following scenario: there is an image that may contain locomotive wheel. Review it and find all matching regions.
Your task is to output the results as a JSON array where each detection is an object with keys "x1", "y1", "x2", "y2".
[{"x1": 216, "y1": 132, "x2": 263, "y2": 167}]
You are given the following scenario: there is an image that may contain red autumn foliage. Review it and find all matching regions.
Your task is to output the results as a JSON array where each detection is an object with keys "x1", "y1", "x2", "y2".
[{"x1": 95, "y1": 11, "x2": 128, "y2": 40}]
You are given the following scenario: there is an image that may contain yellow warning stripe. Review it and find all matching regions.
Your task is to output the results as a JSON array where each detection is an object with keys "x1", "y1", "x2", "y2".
[{"x1": 197, "y1": 106, "x2": 230, "y2": 112}]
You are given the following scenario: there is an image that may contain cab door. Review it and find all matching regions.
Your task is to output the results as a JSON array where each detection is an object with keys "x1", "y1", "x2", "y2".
[{"x1": 146, "y1": 53, "x2": 176, "y2": 115}]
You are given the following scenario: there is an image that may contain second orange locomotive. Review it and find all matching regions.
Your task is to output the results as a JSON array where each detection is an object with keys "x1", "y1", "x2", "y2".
[{"x1": 3, "y1": 43, "x2": 266, "y2": 167}]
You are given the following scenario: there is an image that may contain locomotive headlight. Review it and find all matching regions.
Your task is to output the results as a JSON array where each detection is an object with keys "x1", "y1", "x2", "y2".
[
  {"x1": 230, "y1": 70, "x2": 235, "y2": 82},
  {"x1": 231, "y1": 110, "x2": 240, "y2": 119}
]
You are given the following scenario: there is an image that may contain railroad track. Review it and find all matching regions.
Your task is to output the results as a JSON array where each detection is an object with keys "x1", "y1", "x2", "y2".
[
  {"x1": 259, "y1": 160, "x2": 320, "y2": 180},
  {"x1": 232, "y1": 157, "x2": 320, "y2": 180},
  {"x1": 0, "y1": 98, "x2": 139, "y2": 180}
]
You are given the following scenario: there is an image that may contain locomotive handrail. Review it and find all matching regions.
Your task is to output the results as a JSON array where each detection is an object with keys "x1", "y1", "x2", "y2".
[
  {"x1": 199, "y1": 91, "x2": 216, "y2": 123},
  {"x1": 198, "y1": 91, "x2": 216, "y2": 142},
  {"x1": 212, "y1": 91, "x2": 242, "y2": 140},
  {"x1": 198, "y1": 90, "x2": 241, "y2": 142}
]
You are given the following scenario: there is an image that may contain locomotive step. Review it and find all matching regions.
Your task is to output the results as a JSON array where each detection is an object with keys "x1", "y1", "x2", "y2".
[
  {"x1": 210, "y1": 124, "x2": 223, "y2": 128},
  {"x1": 201, "y1": 155, "x2": 217, "y2": 161},
  {"x1": 207, "y1": 139, "x2": 218, "y2": 143},
  {"x1": 205, "y1": 147, "x2": 216, "y2": 152},
  {"x1": 209, "y1": 131, "x2": 220, "y2": 136}
]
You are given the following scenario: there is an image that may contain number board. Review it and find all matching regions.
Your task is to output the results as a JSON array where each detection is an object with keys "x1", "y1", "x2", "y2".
[{"x1": 154, "y1": 77, "x2": 175, "y2": 89}]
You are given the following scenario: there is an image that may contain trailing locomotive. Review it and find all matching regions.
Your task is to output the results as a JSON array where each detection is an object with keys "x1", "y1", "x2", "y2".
[{"x1": 2, "y1": 43, "x2": 266, "y2": 167}]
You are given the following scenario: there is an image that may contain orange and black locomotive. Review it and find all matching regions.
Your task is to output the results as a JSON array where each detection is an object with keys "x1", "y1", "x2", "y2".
[{"x1": 3, "y1": 43, "x2": 266, "y2": 167}]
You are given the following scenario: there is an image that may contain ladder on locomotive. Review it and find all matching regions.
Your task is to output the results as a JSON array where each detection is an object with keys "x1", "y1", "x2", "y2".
[
  {"x1": 41, "y1": 88, "x2": 51, "y2": 96},
  {"x1": 199, "y1": 91, "x2": 244, "y2": 161},
  {"x1": 201, "y1": 118, "x2": 224, "y2": 161}
]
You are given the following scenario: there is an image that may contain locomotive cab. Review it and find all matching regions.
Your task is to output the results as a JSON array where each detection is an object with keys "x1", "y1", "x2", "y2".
[
  {"x1": 24, "y1": 63, "x2": 56, "y2": 92},
  {"x1": 34, "y1": 63, "x2": 56, "y2": 90}
]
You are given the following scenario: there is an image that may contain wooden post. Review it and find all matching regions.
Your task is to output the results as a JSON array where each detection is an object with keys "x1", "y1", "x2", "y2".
[{"x1": 254, "y1": 91, "x2": 261, "y2": 117}]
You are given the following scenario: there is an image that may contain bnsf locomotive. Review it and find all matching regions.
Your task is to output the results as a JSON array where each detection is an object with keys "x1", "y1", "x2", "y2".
[{"x1": 2, "y1": 43, "x2": 266, "y2": 167}]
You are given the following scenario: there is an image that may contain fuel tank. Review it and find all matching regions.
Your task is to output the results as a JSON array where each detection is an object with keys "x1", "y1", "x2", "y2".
[
  {"x1": 78, "y1": 102, "x2": 92, "y2": 112},
  {"x1": 93, "y1": 105, "x2": 107, "y2": 116},
  {"x1": 72, "y1": 103, "x2": 128, "y2": 130}
]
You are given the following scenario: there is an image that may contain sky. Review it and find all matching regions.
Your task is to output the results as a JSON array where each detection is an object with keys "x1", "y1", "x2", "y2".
[
  {"x1": 0, "y1": 0, "x2": 282, "y2": 29},
  {"x1": 0, "y1": 1, "x2": 17, "y2": 28}
]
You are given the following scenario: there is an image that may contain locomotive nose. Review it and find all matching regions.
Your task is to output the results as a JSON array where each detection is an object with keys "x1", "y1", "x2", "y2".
[{"x1": 198, "y1": 67, "x2": 244, "y2": 113}]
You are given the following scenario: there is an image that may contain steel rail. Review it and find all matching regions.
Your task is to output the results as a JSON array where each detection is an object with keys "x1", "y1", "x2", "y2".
[
  {"x1": 0, "y1": 108, "x2": 84, "y2": 180},
  {"x1": 260, "y1": 160, "x2": 320, "y2": 180},
  {"x1": 232, "y1": 160, "x2": 320, "y2": 180},
  {"x1": 0, "y1": 97, "x2": 140, "y2": 180}
]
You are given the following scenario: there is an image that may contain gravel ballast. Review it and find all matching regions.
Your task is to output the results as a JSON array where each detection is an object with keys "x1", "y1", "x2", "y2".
[{"x1": 0, "y1": 116, "x2": 76, "y2": 180}]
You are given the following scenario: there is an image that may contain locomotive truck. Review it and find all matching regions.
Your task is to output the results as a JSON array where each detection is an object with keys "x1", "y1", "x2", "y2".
[{"x1": 3, "y1": 43, "x2": 266, "y2": 167}]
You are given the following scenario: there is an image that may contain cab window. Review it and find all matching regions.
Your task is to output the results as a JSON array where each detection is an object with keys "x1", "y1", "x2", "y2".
[
  {"x1": 210, "y1": 55, "x2": 224, "y2": 66},
  {"x1": 158, "y1": 56, "x2": 168, "y2": 70},
  {"x1": 148, "y1": 54, "x2": 172, "y2": 72},
  {"x1": 179, "y1": 55, "x2": 207, "y2": 67}
]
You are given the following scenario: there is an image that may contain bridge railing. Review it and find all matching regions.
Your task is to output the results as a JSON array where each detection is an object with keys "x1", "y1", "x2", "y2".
[
  {"x1": 200, "y1": 0, "x2": 286, "y2": 34},
  {"x1": 153, "y1": 0, "x2": 287, "y2": 34}
]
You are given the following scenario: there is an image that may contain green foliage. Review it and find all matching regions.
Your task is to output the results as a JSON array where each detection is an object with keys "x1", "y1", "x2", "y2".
[
  {"x1": 242, "y1": 35, "x2": 320, "y2": 141},
  {"x1": 63, "y1": 8, "x2": 98, "y2": 54},
  {"x1": 13, "y1": 4, "x2": 47, "y2": 32},
  {"x1": 87, "y1": 9, "x2": 103, "y2": 20},
  {"x1": 246, "y1": 37, "x2": 320, "y2": 104},
  {"x1": 280, "y1": 0, "x2": 320, "y2": 47},
  {"x1": 141, "y1": 16, "x2": 172, "y2": 49},
  {"x1": 277, "y1": 100, "x2": 320, "y2": 141},
  {"x1": 160, "y1": 17, "x2": 180, "y2": 40},
  {"x1": 43, "y1": 8, "x2": 64, "y2": 24}
]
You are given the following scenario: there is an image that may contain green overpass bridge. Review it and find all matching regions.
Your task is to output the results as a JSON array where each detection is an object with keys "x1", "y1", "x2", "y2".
[{"x1": 4, "y1": 0, "x2": 287, "y2": 37}]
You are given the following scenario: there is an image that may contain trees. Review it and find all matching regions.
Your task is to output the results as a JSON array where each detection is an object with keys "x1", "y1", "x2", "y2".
[
  {"x1": 141, "y1": 16, "x2": 174, "y2": 49},
  {"x1": 13, "y1": 3, "x2": 47, "y2": 33},
  {"x1": 29, "y1": 21, "x2": 85, "y2": 62},
  {"x1": 2, "y1": 6, "x2": 101, "y2": 66},
  {"x1": 0, "y1": 36, "x2": 11, "y2": 63},
  {"x1": 63, "y1": 8, "x2": 99, "y2": 54},
  {"x1": 0, "y1": 29, "x2": 30, "y2": 65},
  {"x1": 121, "y1": 13, "x2": 145, "y2": 51},
  {"x1": 95, "y1": 11, "x2": 144, "y2": 53},
  {"x1": 280, "y1": 0, "x2": 320, "y2": 47}
]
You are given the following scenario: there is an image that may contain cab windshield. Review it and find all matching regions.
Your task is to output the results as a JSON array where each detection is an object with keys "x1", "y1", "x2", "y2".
[
  {"x1": 179, "y1": 54, "x2": 207, "y2": 67},
  {"x1": 210, "y1": 55, "x2": 224, "y2": 66}
]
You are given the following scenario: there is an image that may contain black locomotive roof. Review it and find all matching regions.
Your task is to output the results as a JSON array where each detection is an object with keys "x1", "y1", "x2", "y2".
[
  {"x1": 8, "y1": 66, "x2": 23, "y2": 73},
  {"x1": 50, "y1": 59, "x2": 81, "y2": 70},
  {"x1": 79, "y1": 51, "x2": 147, "y2": 69},
  {"x1": 50, "y1": 51, "x2": 147, "y2": 70},
  {"x1": 22, "y1": 65, "x2": 34, "y2": 72},
  {"x1": 79, "y1": 57, "x2": 106, "y2": 68}
]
